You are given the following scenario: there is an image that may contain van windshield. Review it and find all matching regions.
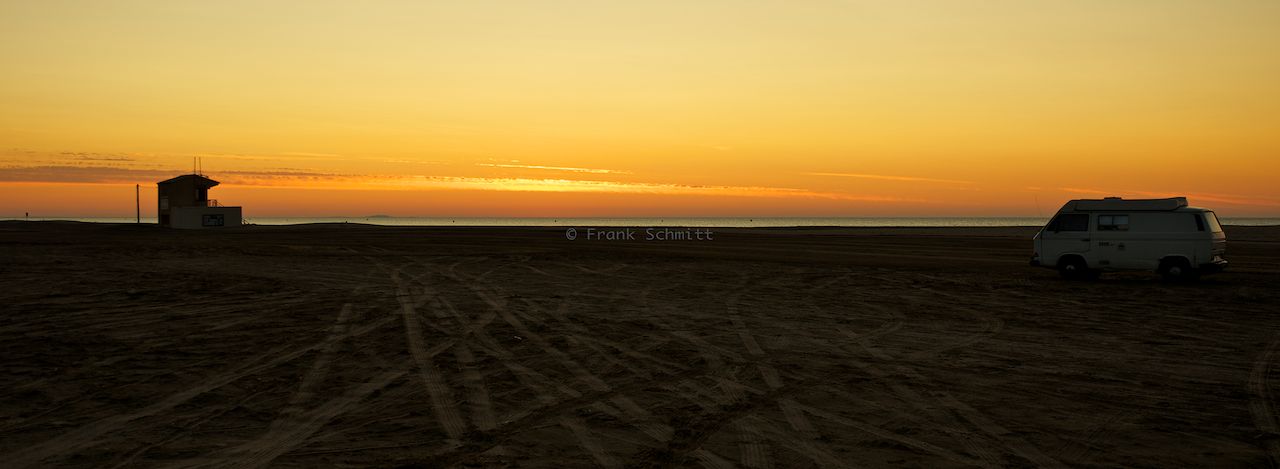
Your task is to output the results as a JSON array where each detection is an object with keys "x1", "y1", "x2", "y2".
[
  {"x1": 1205, "y1": 211, "x2": 1224, "y2": 233},
  {"x1": 1047, "y1": 213, "x2": 1089, "y2": 232}
]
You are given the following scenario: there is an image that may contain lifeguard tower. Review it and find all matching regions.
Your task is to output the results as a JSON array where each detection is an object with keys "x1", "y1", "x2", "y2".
[{"x1": 156, "y1": 174, "x2": 242, "y2": 229}]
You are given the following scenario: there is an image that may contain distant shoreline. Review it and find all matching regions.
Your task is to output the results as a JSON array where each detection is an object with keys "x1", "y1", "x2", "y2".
[{"x1": 3, "y1": 218, "x2": 1278, "y2": 229}]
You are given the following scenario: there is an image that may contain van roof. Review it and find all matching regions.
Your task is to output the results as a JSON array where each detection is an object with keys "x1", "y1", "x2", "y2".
[{"x1": 1063, "y1": 197, "x2": 1188, "y2": 211}]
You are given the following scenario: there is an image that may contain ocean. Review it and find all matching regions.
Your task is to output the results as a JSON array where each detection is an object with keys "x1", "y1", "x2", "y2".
[{"x1": 5, "y1": 216, "x2": 1280, "y2": 227}]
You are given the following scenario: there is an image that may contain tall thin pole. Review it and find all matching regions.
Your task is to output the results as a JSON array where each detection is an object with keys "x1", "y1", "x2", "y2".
[{"x1": 136, "y1": 184, "x2": 140, "y2": 223}]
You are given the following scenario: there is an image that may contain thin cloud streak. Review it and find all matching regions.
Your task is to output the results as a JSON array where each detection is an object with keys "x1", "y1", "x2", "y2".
[
  {"x1": 0, "y1": 166, "x2": 178, "y2": 183},
  {"x1": 476, "y1": 163, "x2": 632, "y2": 174},
  {"x1": 1059, "y1": 187, "x2": 1112, "y2": 196},
  {"x1": 278, "y1": 152, "x2": 341, "y2": 158},
  {"x1": 803, "y1": 172, "x2": 973, "y2": 184}
]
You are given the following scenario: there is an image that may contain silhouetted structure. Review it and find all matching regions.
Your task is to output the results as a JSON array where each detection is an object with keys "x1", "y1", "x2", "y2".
[{"x1": 156, "y1": 174, "x2": 242, "y2": 229}]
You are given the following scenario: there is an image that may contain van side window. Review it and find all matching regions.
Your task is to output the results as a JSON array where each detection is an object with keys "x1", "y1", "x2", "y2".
[
  {"x1": 1193, "y1": 213, "x2": 1205, "y2": 231},
  {"x1": 1205, "y1": 211, "x2": 1224, "y2": 233},
  {"x1": 1052, "y1": 213, "x2": 1089, "y2": 231},
  {"x1": 1098, "y1": 214, "x2": 1129, "y2": 231}
]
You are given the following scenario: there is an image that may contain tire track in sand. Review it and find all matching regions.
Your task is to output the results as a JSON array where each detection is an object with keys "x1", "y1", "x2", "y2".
[
  {"x1": 802, "y1": 271, "x2": 1037, "y2": 466},
  {"x1": 2, "y1": 313, "x2": 399, "y2": 469},
  {"x1": 453, "y1": 342, "x2": 498, "y2": 432},
  {"x1": 398, "y1": 258, "x2": 509, "y2": 433},
  {"x1": 531, "y1": 294, "x2": 691, "y2": 377},
  {"x1": 495, "y1": 295, "x2": 675, "y2": 443},
  {"x1": 399, "y1": 259, "x2": 503, "y2": 434},
  {"x1": 791, "y1": 402, "x2": 979, "y2": 465},
  {"x1": 639, "y1": 286, "x2": 756, "y2": 409},
  {"x1": 391, "y1": 268, "x2": 468, "y2": 441},
  {"x1": 412, "y1": 264, "x2": 575, "y2": 427},
  {"x1": 439, "y1": 258, "x2": 682, "y2": 464},
  {"x1": 270, "y1": 303, "x2": 356, "y2": 429},
  {"x1": 797, "y1": 273, "x2": 1002, "y2": 467},
  {"x1": 877, "y1": 280, "x2": 1057, "y2": 466},
  {"x1": 735, "y1": 420, "x2": 774, "y2": 469},
  {"x1": 1051, "y1": 410, "x2": 1130, "y2": 466},
  {"x1": 637, "y1": 278, "x2": 782, "y2": 466},
  {"x1": 158, "y1": 256, "x2": 394, "y2": 468},
  {"x1": 173, "y1": 369, "x2": 412, "y2": 469},
  {"x1": 724, "y1": 274, "x2": 846, "y2": 468},
  {"x1": 903, "y1": 284, "x2": 1009, "y2": 359},
  {"x1": 849, "y1": 332, "x2": 1064, "y2": 468},
  {"x1": 905, "y1": 317, "x2": 1005, "y2": 361},
  {"x1": 658, "y1": 377, "x2": 766, "y2": 468},
  {"x1": 401, "y1": 256, "x2": 616, "y2": 465},
  {"x1": 693, "y1": 447, "x2": 738, "y2": 469},
  {"x1": 106, "y1": 389, "x2": 271, "y2": 469},
  {"x1": 453, "y1": 324, "x2": 620, "y2": 469},
  {"x1": 764, "y1": 273, "x2": 1006, "y2": 467},
  {"x1": 1248, "y1": 335, "x2": 1280, "y2": 466},
  {"x1": 196, "y1": 268, "x2": 444, "y2": 469}
]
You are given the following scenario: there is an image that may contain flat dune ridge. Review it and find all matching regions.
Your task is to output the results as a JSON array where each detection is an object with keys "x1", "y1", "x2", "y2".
[{"x1": 1, "y1": 222, "x2": 1279, "y2": 467}]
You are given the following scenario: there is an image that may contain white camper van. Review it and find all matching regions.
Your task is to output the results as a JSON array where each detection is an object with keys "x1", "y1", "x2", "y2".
[{"x1": 1031, "y1": 197, "x2": 1227, "y2": 280}]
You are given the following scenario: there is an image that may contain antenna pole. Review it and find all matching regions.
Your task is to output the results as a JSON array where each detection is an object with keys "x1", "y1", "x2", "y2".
[{"x1": 136, "y1": 184, "x2": 141, "y2": 223}]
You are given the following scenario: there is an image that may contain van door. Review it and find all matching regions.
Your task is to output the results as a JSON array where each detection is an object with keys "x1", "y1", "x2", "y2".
[
  {"x1": 1040, "y1": 213, "x2": 1092, "y2": 266},
  {"x1": 1094, "y1": 214, "x2": 1130, "y2": 269}
]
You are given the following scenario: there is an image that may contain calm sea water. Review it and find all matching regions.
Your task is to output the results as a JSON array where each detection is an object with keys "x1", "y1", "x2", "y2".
[{"x1": 5, "y1": 216, "x2": 1280, "y2": 227}]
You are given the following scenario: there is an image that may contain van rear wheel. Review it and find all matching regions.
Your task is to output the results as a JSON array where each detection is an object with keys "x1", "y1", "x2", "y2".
[
  {"x1": 1058, "y1": 257, "x2": 1094, "y2": 280},
  {"x1": 1159, "y1": 258, "x2": 1199, "y2": 282}
]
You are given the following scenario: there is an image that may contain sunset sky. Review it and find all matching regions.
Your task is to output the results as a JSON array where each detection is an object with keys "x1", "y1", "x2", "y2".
[{"x1": 2, "y1": 1, "x2": 1278, "y2": 217}]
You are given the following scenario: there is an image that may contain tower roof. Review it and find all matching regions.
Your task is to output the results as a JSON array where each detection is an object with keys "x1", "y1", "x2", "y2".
[{"x1": 157, "y1": 174, "x2": 220, "y2": 187}]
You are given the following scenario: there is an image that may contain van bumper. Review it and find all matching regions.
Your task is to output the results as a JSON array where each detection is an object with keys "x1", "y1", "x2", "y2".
[{"x1": 1200, "y1": 257, "x2": 1228, "y2": 274}]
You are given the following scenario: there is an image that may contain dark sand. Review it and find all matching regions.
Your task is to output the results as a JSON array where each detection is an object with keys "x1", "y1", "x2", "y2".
[{"x1": 2, "y1": 222, "x2": 1279, "y2": 468}]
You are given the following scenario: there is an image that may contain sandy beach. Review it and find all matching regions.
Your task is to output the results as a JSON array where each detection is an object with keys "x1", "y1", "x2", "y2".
[{"x1": 2, "y1": 221, "x2": 1279, "y2": 468}]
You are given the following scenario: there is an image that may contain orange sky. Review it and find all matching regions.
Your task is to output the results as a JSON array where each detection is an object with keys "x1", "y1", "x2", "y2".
[{"x1": 2, "y1": 1, "x2": 1278, "y2": 217}]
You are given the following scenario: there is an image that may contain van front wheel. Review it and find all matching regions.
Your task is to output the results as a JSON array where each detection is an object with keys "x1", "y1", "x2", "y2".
[
  {"x1": 1058, "y1": 257, "x2": 1095, "y2": 280},
  {"x1": 1159, "y1": 258, "x2": 1199, "y2": 282}
]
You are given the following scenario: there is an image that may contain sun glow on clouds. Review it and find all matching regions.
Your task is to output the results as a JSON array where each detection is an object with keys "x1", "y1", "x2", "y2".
[
  {"x1": 0, "y1": 161, "x2": 910, "y2": 203},
  {"x1": 371, "y1": 176, "x2": 911, "y2": 201},
  {"x1": 216, "y1": 172, "x2": 910, "y2": 202}
]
